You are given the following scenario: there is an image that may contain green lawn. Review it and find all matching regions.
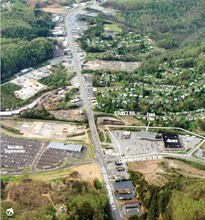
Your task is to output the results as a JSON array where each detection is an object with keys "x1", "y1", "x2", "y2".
[
  {"x1": 200, "y1": 142, "x2": 205, "y2": 149},
  {"x1": 99, "y1": 131, "x2": 105, "y2": 142},
  {"x1": 85, "y1": 52, "x2": 104, "y2": 60},
  {"x1": 104, "y1": 24, "x2": 122, "y2": 33}
]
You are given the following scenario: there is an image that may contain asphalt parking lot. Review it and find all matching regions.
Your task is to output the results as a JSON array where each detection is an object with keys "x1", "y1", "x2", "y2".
[
  {"x1": 181, "y1": 135, "x2": 202, "y2": 149},
  {"x1": 35, "y1": 147, "x2": 87, "y2": 170},
  {"x1": 110, "y1": 130, "x2": 164, "y2": 156},
  {"x1": 1, "y1": 135, "x2": 45, "y2": 173},
  {"x1": 106, "y1": 161, "x2": 130, "y2": 181}
]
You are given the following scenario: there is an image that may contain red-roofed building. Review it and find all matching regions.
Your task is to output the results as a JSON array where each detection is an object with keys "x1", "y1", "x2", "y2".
[{"x1": 123, "y1": 199, "x2": 141, "y2": 209}]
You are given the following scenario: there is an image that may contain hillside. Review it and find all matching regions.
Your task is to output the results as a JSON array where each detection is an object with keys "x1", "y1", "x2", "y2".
[
  {"x1": 128, "y1": 159, "x2": 205, "y2": 220},
  {"x1": 82, "y1": 0, "x2": 205, "y2": 132},
  {"x1": 1, "y1": 0, "x2": 54, "y2": 82},
  {"x1": 1, "y1": 176, "x2": 112, "y2": 219},
  {"x1": 105, "y1": 0, "x2": 205, "y2": 49}
]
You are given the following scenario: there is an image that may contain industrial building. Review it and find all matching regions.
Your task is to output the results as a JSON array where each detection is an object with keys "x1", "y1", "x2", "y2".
[{"x1": 48, "y1": 142, "x2": 83, "y2": 152}]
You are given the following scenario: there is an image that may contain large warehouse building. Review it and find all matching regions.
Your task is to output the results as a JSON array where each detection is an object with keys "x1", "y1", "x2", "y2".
[
  {"x1": 48, "y1": 142, "x2": 83, "y2": 152},
  {"x1": 162, "y1": 133, "x2": 184, "y2": 150}
]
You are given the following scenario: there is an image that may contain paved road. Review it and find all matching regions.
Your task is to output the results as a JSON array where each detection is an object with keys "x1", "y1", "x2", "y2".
[
  {"x1": 2, "y1": 160, "x2": 96, "y2": 176},
  {"x1": 64, "y1": 8, "x2": 122, "y2": 220}
]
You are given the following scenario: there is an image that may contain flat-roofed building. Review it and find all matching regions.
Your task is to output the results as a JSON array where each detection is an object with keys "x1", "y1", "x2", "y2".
[
  {"x1": 48, "y1": 142, "x2": 83, "y2": 152},
  {"x1": 122, "y1": 131, "x2": 131, "y2": 139},
  {"x1": 136, "y1": 131, "x2": 157, "y2": 141},
  {"x1": 162, "y1": 133, "x2": 184, "y2": 150}
]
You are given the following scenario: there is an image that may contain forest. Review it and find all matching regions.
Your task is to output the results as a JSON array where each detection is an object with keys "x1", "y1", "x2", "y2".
[
  {"x1": 1, "y1": 0, "x2": 54, "y2": 82},
  {"x1": 129, "y1": 165, "x2": 205, "y2": 220},
  {"x1": 83, "y1": 0, "x2": 205, "y2": 132},
  {"x1": 80, "y1": 13, "x2": 153, "y2": 62},
  {"x1": 104, "y1": 0, "x2": 205, "y2": 49},
  {"x1": 1, "y1": 177, "x2": 112, "y2": 220}
]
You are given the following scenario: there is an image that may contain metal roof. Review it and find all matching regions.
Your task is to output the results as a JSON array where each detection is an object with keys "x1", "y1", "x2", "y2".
[
  {"x1": 48, "y1": 142, "x2": 83, "y2": 152},
  {"x1": 136, "y1": 131, "x2": 157, "y2": 140}
]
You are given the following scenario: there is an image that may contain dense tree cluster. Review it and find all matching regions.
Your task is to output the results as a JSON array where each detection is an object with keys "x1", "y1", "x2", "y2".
[
  {"x1": 39, "y1": 65, "x2": 74, "y2": 89},
  {"x1": 20, "y1": 108, "x2": 55, "y2": 120},
  {"x1": 1, "y1": 38, "x2": 54, "y2": 81},
  {"x1": 105, "y1": 0, "x2": 205, "y2": 48},
  {"x1": 1, "y1": 83, "x2": 25, "y2": 110},
  {"x1": 129, "y1": 166, "x2": 205, "y2": 220},
  {"x1": 1, "y1": 178, "x2": 112, "y2": 220},
  {"x1": 1, "y1": 1, "x2": 54, "y2": 82}
]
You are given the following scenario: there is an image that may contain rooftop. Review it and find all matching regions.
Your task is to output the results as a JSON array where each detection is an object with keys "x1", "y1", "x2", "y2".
[
  {"x1": 48, "y1": 142, "x2": 83, "y2": 152},
  {"x1": 162, "y1": 133, "x2": 184, "y2": 149},
  {"x1": 124, "y1": 200, "x2": 141, "y2": 207},
  {"x1": 136, "y1": 131, "x2": 157, "y2": 140}
]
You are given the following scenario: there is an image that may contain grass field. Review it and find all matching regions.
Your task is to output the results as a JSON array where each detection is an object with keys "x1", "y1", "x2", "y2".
[
  {"x1": 200, "y1": 142, "x2": 205, "y2": 149},
  {"x1": 85, "y1": 52, "x2": 104, "y2": 60},
  {"x1": 105, "y1": 132, "x2": 112, "y2": 143},
  {"x1": 1, "y1": 163, "x2": 102, "y2": 183},
  {"x1": 104, "y1": 24, "x2": 122, "y2": 33},
  {"x1": 99, "y1": 131, "x2": 105, "y2": 142}
]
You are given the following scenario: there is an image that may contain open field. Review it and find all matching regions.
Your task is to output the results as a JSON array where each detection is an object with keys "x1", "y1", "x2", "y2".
[
  {"x1": 1, "y1": 163, "x2": 102, "y2": 183},
  {"x1": 41, "y1": 4, "x2": 67, "y2": 14},
  {"x1": 1, "y1": 164, "x2": 107, "y2": 220},
  {"x1": 28, "y1": 163, "x2": 102, "y2": 182},
  {"x1": 83, "y1": 60, "x2": 141, "y2": 73},
  {"x1": 1, "y1": 119, "x2": 86, "y2": 141},
  {"x1": 120, "y1": 115, "x2": 144, "y2": 125},
  {"x1": 128, "y1": 159, "x2": 205, "y2": 186},
  {"x1": 201, "y1": 142, "x2": 205, "y2": 149},
  {"x1": 11, "y1": 67, "x2": 51, "y2": 100},
  {"x1": 26, "y1": 0, "x2": 68, "y2": 13},
  {"x1": 104, "y1": 24, "x2": 122, "y2": 33}
]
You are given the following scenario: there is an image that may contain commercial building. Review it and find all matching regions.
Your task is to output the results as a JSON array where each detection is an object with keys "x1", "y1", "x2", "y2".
[
  {"x1": 136, "y1": 131, "x2": 157, "y2": 141},
  {"x1": 48, "y1": 142, "x2": 83, "y2": 152},
  {"x1": 162, "y1": 133, "x2": 184, "y2": 150},
  {"x1": 122, "y1": 131, "x2": 131, "y2": 139}
]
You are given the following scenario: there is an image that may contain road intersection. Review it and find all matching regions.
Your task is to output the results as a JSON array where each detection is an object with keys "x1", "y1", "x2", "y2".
[
  {"x1": 64, "y1": 6, "x2": 205, "y2": 219},
  {"x1": 1, "y1": 4, "x2": 204, "y2": 219}
]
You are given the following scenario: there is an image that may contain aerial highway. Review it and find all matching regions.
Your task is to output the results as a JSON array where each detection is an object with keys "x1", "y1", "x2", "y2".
[{"x1": 64, "y1": 8, "x2": 122, "y2": 220}]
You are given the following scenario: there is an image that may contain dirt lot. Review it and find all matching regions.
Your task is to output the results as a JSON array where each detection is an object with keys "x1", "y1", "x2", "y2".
[
  {"x1": 2, "y1": 119, "x2": 86, "y2": 141},
  {"x1": 41, "y1": 3, "x2": 67, "y2": 14},
  {"x1": 121, "y1": 115, "x2": 145, "y2": 125},
  {"x1": 50, "y1": 109, "x2": 86, "y2": 122},
  {"x1": 26, "y1": 0, "x2": 68, "y2": 14},
  {"x1": 71, "y1": 163, "x2": 102, "y2": 181},
  {"x1": 30, "y1": 163, "x2": 102, "y2": 182},
  {"x1": 83, "y1": 60, "x2": 141, "y2": 73},
  {"x1": 129, "y1": 159, "x2": 205, "y2": 186}
]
